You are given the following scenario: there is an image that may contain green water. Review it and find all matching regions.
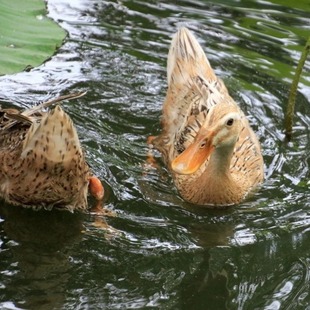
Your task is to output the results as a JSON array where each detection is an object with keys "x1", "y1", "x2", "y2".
[{"x1": 0, "y1": 0, "x2": 309, "y2": 309}]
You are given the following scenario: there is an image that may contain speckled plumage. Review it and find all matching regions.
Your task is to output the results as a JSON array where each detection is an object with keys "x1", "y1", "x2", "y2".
[
  {"x1": 0, "y1": 93, "x2": 91, "y2": 211},
  {"x1": 151, "y1": 27, "x2": 264, "y2": 206}
]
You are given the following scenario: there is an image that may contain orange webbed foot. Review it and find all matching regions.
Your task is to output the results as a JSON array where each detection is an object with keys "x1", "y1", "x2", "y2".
[
  {"x1": 147, "y1": 135, "x2": 157, "y2": 145},
  {"x1": 89, "y1": 176, "x2": 104, "y2": 201},
  {"x1": 88, "y1": 176, "x2": 105, "y2": 213},
  {"x1": 88, "y1": 176, "x2": 116, "y2": 216},
  {"x1": 142, "y1": 136, "x2": 160, "y2": 174}
]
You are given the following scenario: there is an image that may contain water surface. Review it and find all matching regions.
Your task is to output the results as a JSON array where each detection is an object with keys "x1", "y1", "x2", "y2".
[{"x1": 0, "y1": 0, "x2": 310, "y2": 309}]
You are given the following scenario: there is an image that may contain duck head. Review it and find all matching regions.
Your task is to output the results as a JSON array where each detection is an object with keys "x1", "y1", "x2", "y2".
[{"x1": 171, "y1": 106, "x2": 243, "y2": 175}]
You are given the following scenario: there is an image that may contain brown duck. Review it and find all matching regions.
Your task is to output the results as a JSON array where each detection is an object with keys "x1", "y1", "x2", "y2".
[
  {"x1": 0, "y1": 93, "x2": 104, "y2": 211},
  {"x1": 149, "y1": 27, "x2": 264, "y2": 206}
]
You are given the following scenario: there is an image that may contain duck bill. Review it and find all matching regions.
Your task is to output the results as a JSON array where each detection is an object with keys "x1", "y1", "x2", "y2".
[{"x1": 171, "y1": 133, "x2": 214, "y2": 175}]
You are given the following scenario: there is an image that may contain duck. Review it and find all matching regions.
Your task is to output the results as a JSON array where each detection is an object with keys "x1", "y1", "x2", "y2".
[
  {"x1": 0, "y1": 93, "x2": 104, "y2": 211},
  {"x1": 149, "y1": 27, "x2": 264, "y2": 206}
]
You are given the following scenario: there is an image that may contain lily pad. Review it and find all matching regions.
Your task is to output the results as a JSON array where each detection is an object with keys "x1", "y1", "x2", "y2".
[{"x1": 0, "y1": 0, "x2": 66, "y2": 76}]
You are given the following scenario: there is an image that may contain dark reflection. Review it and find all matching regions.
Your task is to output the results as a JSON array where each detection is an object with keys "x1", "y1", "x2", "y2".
[
  {"x1": 178, "y1": 227, "x2": 310, "y2": 310},
  {"x1": 176, "y1": 210, "x2": 234, "y2": 309},
  {"x1": 188, "y1": 220, "x2": 234, "y2": 248},
  {"x1": 0, "y1": 204, "x2": 84, "y2": 310},
  {"x1": 180, "y1": 249, "x2": 230, "y2": 310}
]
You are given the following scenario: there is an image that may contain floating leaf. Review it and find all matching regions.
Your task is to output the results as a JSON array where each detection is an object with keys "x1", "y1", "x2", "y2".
[{"x1": 0, "y1": 0, "x2": 66, "y2": 75}]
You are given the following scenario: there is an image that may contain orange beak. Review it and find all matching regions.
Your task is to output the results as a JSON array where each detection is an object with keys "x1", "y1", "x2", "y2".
[{"x1": 171, "y1": 130, "x2": 215, "y2": 175}]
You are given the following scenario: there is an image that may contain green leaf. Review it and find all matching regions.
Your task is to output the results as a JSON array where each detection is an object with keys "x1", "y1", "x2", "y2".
[{"x1": 0, "y1": 0, "x2": 66, "y2": 76}]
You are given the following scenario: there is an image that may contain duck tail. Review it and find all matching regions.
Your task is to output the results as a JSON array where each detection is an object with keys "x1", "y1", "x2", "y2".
[
  {"x1": 21, "y1": 105, "x2": 83, "y2": 165},
  {"x1": 167, "y1": 27, "x2": 216, "y2": 86}
]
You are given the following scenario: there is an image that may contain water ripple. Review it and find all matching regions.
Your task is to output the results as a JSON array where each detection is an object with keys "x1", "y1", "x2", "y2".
[{"x1": 0, "y1": 0, "x2": 309, "y2": 309}]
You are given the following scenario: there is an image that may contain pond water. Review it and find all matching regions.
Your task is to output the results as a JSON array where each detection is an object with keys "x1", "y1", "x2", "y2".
[{"x1": 0, "y1": 0, "x2": 310, "y2": 309}]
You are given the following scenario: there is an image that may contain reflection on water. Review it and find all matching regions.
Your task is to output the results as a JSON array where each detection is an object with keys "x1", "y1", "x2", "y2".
[
  {"x1": 0, "y1": 0, "x2": 309, "y2": 309},
  {"x1": 0, "y1": 205, "x2": 83, "y2": 309}
]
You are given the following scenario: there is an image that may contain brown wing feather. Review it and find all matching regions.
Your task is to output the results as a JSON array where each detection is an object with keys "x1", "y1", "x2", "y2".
[{"x1": 154, "y1": 27, "x2": 231, "y2": 162}]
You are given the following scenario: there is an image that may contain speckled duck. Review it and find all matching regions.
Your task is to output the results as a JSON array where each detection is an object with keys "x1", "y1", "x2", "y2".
[{"x1": 0, "y1": 93, "x2": 104, "y2": 211}]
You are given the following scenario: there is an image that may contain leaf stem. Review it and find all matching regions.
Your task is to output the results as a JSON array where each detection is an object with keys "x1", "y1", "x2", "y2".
[{"x1": 284, "y1": 36, "x2": 310, "y2": 141}]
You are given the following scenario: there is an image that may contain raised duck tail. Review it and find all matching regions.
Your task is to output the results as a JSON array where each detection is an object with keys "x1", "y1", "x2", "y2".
[
  {"x1": 166, "y1": 27, "x2": 217, "y2": 87},
  {"x1": 21, "y1": 105, "x2": 83, "y2": 166}
]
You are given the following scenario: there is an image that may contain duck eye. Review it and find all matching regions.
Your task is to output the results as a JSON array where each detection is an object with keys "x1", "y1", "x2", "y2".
[
  {"x1": 200, "y1": 141, "x2": 206, "y2": 148},
  {"x1": 226, "y1": 118, "x2": 234, "y2": 126}
]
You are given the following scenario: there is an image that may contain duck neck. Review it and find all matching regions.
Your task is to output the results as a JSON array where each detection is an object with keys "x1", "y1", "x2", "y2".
[
  {"x1": 175, "y1": 144, "x2": 245, "y2": 205},
  {"x1": 211, "y1": 145, "x2": 234, "y2": 174},
  {"x1": 196, "y1": 145, "x2": 241, "y2": 205}
]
